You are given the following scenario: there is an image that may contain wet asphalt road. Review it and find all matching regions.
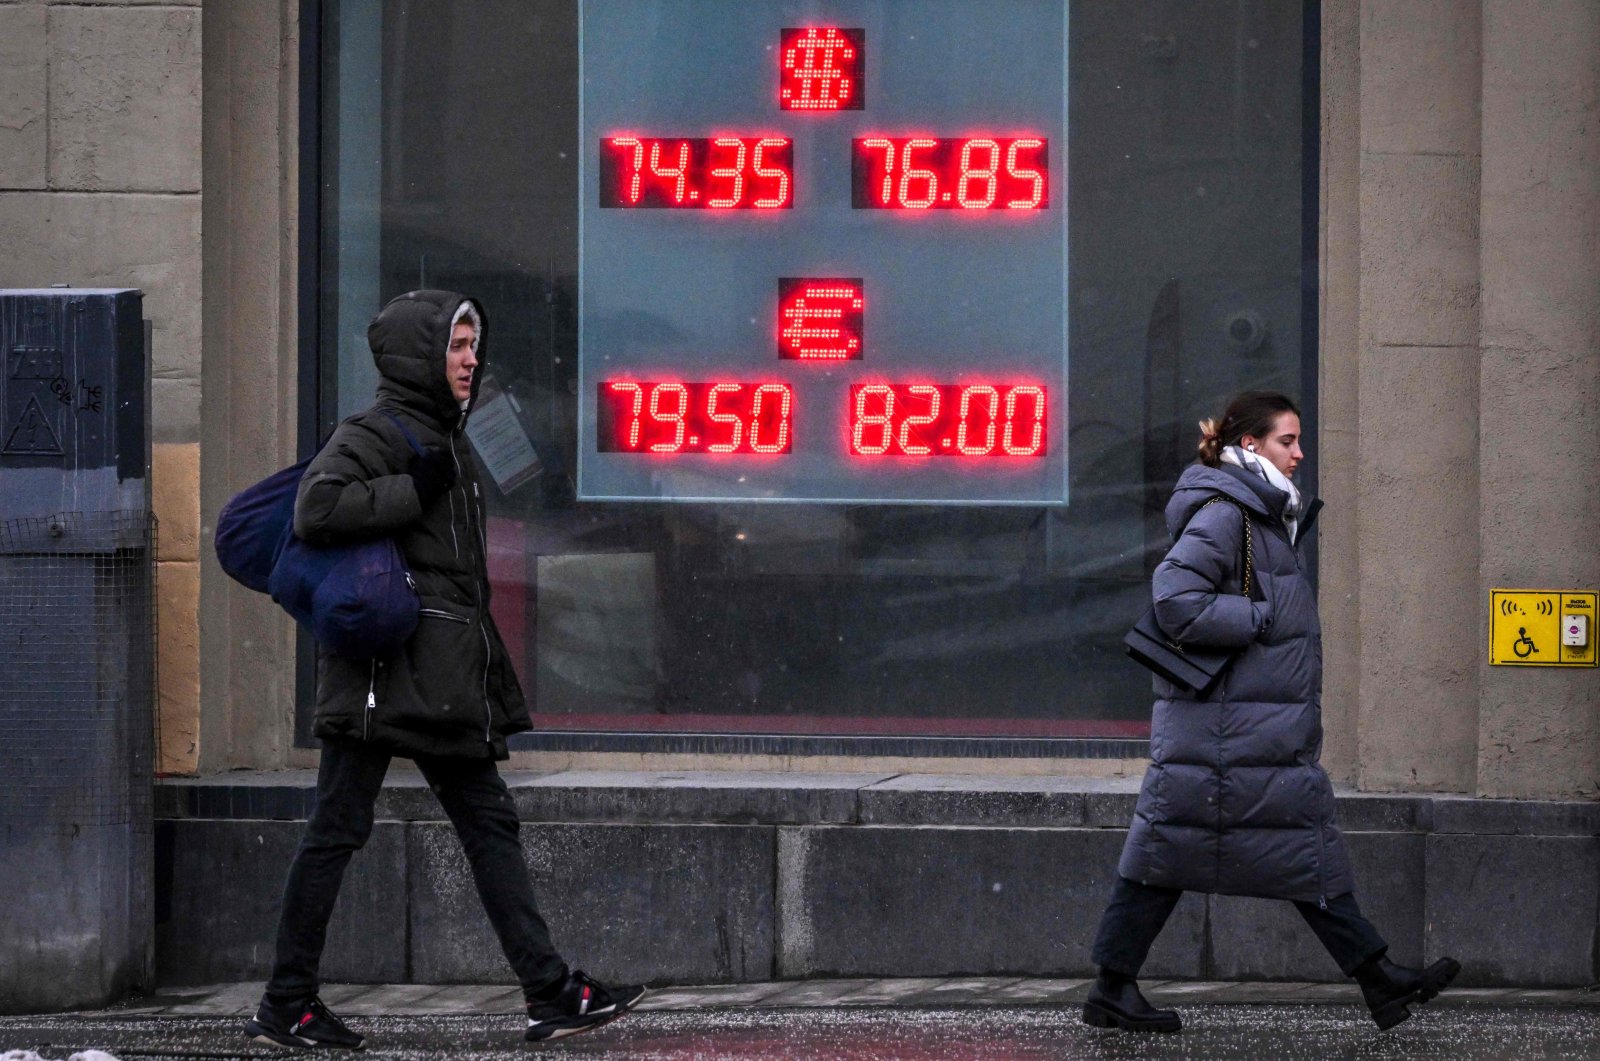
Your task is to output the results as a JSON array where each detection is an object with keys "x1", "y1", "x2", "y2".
[{"x1": 3, "y1": 1004, "x2": 1599, "y2": 1061}]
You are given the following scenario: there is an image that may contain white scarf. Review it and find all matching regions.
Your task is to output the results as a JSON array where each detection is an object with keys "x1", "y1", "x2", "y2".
[{"x1": 1221, "y1": 445, "x2": 1301, "y2": 542}]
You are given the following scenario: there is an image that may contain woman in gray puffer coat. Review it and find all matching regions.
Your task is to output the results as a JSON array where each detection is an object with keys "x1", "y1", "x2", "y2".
[{"x1": 1083, "y1": 391, "x2": 1458, "y2": 1035}]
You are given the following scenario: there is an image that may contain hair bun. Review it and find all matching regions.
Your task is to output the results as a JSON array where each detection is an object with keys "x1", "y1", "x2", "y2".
[{"x1": 1196, "y1": 418, "x2": 1223, "y2": 466}]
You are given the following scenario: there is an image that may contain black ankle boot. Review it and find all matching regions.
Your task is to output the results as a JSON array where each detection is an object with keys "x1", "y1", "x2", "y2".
[
  {"x1": 1354, "y1": 954, "x2": 1461, "y2": 1030},
  {"x1": 1082, "y1": 969, "x2": 1182, "y2": 1033}
]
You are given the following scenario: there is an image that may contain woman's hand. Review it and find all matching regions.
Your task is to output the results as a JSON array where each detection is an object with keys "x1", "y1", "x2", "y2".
[{"x1": 1251, "y1": 571, "x2": 1274, "y2": 639}]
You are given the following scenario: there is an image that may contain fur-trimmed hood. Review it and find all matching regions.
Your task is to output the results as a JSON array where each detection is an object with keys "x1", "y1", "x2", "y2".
[{"x1": 367, "y1": 289, "x2": 487, "y2": 430}]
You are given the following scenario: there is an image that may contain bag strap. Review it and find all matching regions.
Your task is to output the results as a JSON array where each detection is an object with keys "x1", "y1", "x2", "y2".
[
  {"x1": 1195, "y1": 495, "x2": 1254, "y2": 599},
  {"x1": 378, "y1": 409, "x2": 426, "y2": 458}
]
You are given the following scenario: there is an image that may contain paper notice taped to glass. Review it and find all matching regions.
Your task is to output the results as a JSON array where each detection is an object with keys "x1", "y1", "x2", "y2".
[{"x1": 465, "y1": 373, "x2": 543, "y2": 494}]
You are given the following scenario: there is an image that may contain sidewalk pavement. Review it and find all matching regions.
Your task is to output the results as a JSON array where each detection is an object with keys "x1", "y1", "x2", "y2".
[{"x1": 3, "y1": 978, "x2": 1598, "y2": 1060}]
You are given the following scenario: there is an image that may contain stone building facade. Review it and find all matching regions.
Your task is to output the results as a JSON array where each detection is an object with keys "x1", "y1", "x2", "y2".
[{"x1": 2, "y1": 0, "x2": 1597, "y2": 994}]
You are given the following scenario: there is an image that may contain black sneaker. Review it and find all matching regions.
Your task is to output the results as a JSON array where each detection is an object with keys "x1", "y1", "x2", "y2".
[
  {"x1": 524, "y1": 969, "x2": 646, "y2": 1042},
  {"x1": 244, "y1": 994, "x2": 366, "y2": 1051}
]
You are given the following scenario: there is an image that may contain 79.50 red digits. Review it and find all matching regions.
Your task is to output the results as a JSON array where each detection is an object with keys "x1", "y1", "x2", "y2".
[{"x1": 598, "y1": 380, "x2": 1047, "y2": 458}]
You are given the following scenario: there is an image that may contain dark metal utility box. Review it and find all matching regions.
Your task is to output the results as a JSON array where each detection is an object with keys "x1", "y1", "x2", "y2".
[{"x1": 0, "y1": 288, "x2": 155, "y2": 1013}]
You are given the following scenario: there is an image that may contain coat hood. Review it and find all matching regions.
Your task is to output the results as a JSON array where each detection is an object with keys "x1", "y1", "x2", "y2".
[
  {"x1": 1165, "y1": 462, "x2": 1292, "y2": 537},
  {"x1": 368, "y1": 289, "x2": 487, "y2": 429}
]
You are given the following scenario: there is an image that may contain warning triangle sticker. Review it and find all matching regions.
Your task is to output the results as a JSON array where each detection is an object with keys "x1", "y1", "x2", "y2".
[{"x1": 3, "y1": 396, "x2": 64, "y2": 455}]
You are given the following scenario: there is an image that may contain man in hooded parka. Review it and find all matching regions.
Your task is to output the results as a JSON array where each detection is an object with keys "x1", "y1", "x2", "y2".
[{"x1": 244, "y1": 291, "x2": 645, "y2": 1050}]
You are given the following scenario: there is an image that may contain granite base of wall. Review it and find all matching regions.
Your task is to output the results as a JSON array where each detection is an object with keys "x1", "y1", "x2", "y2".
[{"x1": 153, "y1": 773, "x2": 1600, "y2": 989}]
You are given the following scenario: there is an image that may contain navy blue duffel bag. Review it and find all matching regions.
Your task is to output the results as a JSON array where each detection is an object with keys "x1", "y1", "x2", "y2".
[{"x1": 215, "y1": 411, "x2": 422, "y2": 659}]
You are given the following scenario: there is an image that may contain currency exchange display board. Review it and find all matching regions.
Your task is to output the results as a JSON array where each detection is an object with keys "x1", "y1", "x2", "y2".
[{"x1": 579, "y1": 1, "x2": 1067, "y2": 503}]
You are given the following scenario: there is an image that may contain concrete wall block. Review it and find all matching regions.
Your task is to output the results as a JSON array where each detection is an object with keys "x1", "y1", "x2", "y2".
[
  {"x1": 1345, "y1": 832, "x2": 1426, "y2": 966},
  {"x1": 1424, "y1": 833, "x2": 1599, "y2": 986},
  {"x1": 858, "y1": 775, "x2": 1088, "y2": 827},
  {"x1": 0, "y1": 5, "x2": 48, "y2": 189},
  {"x1": 156, "y1": 559, "x2": 200, "y2": 776},
  {"x1": 1084, "y1": 790, "x2": 1140, "y2": 828},
  {"x1": 1356, "y1": 347, "x2": 1480, "y2": 793},
  {"x1": 0, "y1": 193, "x2": 201, "y2": 441},
  {"x1": 1432, "y1": 796, "x2": 1600, "y2": 838},
  {"x1": 47, "y1": 6, "x2": 202, "y2": 192},
  {"x1": 511, "y1": 771, "x2": 880, "y2": 825},
  {"x1": 1, "y1": 825, "x2": 149, "y2": 1013},
  {"x1": 153, "y1": 442, "x2": 200, "y2": 563},
  {"x1": 1475, "y1": 679, "x2": 1600, "y2": 803},
  {"x1": 1358, "y1": 154, "x2": 1480, "y2": 348},
  {"x1": 152, "y1": 377, "x2": 201, "y2": 445},
  {"x1": 407, "y1": 823, "x2": 774, "y2": 987},
  {"x1": 1210, "y1": 832, "x2": 1424, "y2": 981},
  {"x1": 154, "y1": 820, "x2": 407, "y2": 986},
  {"x1": 1334, "y1": 794, "x2": 1433, "y2": 833},
  {"x1": 156, "y1": 778, "x2": 315, "y2": 822},
  {"x1": 373, "y1": 778, "x2": 449, "y2": 822},
  {"x1": 1360, "y1": 0, "x2": 1481, "y2": 156},
  {"x1": 776, "y1": 826, "x2": 1203, "y2": 980}
]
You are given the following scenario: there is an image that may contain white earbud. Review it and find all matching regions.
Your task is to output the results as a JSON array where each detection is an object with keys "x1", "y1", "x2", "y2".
[{"x1": 1246, "y1": 443, "x2": 1257, "y2": 452}]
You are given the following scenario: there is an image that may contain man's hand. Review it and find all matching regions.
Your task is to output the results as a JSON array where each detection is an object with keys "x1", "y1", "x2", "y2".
[{"x1": 408, "y1": 446, "x2": 457, "y2": 505}]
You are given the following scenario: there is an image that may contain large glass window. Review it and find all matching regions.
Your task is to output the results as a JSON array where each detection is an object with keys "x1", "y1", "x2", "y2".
[{"x1": 313, "y1": 0, "x2": 1313, "y2": 750}]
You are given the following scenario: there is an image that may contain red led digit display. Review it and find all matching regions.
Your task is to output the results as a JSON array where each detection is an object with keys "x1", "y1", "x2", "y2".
[
  {"x1": 600, "y1": 137, "x2": 794, "y2": 209},
  {"x1": 847, "y1": 383, "x2": 1048, "y2": 457},
  {"x1": 779, "y1": 278, "x2": 864, "y2": 361},
  {"x1": 851, "y1": 137, "x2": 1049, "y2": 210},
  {"x1": 780, "y1": 27, "x2": 864, "y2": 111},
  {"x1": 598, "y1": 381, "x2": 795, "y2": 454}
]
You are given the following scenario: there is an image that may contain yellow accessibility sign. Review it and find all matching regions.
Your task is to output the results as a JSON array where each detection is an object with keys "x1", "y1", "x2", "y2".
[{"x1": 1489, "y1": 590, "x2": 1598, "y2": 667}]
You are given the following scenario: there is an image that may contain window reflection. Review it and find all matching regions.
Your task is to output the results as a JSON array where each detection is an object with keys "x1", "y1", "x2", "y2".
[{"x1": 319, "y1": 0, "x2": 1308, "y2": 740}]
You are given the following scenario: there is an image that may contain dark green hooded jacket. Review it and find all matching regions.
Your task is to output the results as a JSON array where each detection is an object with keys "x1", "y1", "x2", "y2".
[{"x1": 293, "y1": 289, "x2": 530, "y2": 759}]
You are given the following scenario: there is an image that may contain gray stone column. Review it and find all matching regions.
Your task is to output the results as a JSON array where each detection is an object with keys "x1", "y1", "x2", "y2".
[
  {"x1": 1318, "y1": 0, "x2": 1361, "y2": 781},
  {"x1": 1353, "y1": 0, "x2": 1482, "y2": 792},
  {"x1": 1475, "y1": 1, "x2": 1600, "y2": 800},
  {"x1": 198, "y1": 0, "x2": 302, "y2": 770}
]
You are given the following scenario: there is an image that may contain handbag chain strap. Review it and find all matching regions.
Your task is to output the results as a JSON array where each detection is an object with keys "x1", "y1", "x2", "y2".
[{"x1": 1199, "y1": 496, "x2": 1253, "y2": 598}]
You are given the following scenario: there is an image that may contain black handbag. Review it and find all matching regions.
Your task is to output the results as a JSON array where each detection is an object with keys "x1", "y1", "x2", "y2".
[{"x1": 1123, "y1": 496, "x2": 1254, "y2": 694}]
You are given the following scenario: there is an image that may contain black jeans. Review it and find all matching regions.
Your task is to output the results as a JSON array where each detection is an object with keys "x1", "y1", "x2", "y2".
[
  {"x1": 266, "y1": 740, "x2": 566, "y2": 1003},
  {"x1": 1091, "y1": 876, "x2": 1388, "y2": 978}
]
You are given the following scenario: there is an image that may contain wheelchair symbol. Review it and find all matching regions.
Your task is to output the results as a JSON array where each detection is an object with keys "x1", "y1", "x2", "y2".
[{"x1": 1513, "y1": 627, "x2": 1539, "y2": 658}]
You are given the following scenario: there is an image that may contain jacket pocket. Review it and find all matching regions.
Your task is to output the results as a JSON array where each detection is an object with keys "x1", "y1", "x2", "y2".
[{"x1": 394, "y1": 604, "x2": 486, "y2": 728}]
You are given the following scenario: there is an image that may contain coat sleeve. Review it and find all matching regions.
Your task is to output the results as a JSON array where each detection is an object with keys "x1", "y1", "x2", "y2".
[
  {"x1": 1151, "y1": 501, "x2": 1272, "y2": 648},
  {"x1": 292, "y1": 416, "x2": 423, "y2": 545}
]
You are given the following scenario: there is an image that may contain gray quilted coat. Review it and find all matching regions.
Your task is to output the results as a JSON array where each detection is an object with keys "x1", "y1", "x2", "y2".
[{"x1": 1117, "y1": 463, "x2": 1353, "y2": 903}]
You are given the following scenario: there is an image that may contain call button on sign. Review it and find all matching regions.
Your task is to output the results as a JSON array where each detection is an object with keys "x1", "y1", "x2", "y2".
[{"x1": 1489, "y1": 590, "x2": 1598, "y2": 667}]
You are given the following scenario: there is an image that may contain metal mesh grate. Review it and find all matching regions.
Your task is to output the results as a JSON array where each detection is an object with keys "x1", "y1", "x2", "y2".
[{"x1": 0, "y1": 511, "x2": 156, "y2": 830}]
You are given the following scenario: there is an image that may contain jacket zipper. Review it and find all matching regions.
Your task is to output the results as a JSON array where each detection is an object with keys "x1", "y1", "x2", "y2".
[
  {"x1": 446, "y1": 434, "x2": 461, "y2": 560},
  {"x1": 474, "y1": 479, "x2": 491, "y2": 742},
  {"x1": 364, "y1": 660, "x2": 377, "y2": 741},
  {"x1": 1316, "y1": 811, "x2": 1328, "y2": 909},
  {"x1": 452, "y1": 433, "x2": 493, "y2": 744},
  {"x1": 419, "y1": 607, "x2": 469, "y2": 623}
]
